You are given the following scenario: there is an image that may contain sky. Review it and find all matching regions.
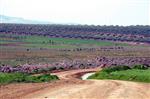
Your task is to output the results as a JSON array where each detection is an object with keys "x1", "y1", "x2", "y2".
[{"x1": 0, "y1": 0, "x2": 149, "y2": 25}]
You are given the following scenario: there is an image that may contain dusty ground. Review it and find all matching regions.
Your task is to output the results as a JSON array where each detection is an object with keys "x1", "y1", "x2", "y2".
[{"x1": 0, "y1": 68, "x2": 150, "y2": 99}]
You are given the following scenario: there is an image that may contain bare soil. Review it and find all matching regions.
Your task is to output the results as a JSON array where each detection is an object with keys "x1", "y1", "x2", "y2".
[{"x1": 0, "y1": 67, "x2": 150, "y2": 99}]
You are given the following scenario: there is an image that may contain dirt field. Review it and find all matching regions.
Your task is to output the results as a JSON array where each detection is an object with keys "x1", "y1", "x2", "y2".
[{"x1": 0, "y1": 68, "x2": 150, "y2": 99}]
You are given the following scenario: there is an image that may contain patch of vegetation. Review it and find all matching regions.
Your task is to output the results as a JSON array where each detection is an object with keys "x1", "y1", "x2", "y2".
[
  {"x1": 88, "y1": 65, "x2": 150, "y2": 83},
  {"x1": 0, "y1": 72, "x2": 59, "y2": 84},
  {"x1": 25, "y1": 74, "x2": 59, "y2": 83},
  {"x1": 31, "y1": 67, "x2": 57, "y2": 74},
  {"x1": 0, "y1": 33, "x2": 129, "y2": 49},
  {"x1": 1, "y1": 24, "x2": 150, "y2": 43}
]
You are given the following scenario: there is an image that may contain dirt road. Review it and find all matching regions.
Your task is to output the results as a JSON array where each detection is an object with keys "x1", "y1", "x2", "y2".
[{"x1": 1, "y1": 68, "x2": 150, "y2": 99}]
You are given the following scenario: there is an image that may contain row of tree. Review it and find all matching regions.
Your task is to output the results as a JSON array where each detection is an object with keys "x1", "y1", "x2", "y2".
[{"x1": 0, "y1": 24, "x2": 150, "y2": 43}]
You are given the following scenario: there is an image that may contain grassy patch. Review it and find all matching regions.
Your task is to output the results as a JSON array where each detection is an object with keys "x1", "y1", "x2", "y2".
[
  {"x1": 25, "y1": 74, "x2": 59, "y2": 83},
  {"x1": 23, "y1": 37, "x2": 129, "y2": 47},
  {"x1": 0, "y1": 72, "x2": 59, "y2": 84},
  {"x1": 88, "y1": 65, "x2": 150, "y2": 83},
  {"x1": 0, "y1": 33, "x2": 129, "y2": 49},
  {"x1": 24, "y1": 43, "x2": 77, "y2": 49}
]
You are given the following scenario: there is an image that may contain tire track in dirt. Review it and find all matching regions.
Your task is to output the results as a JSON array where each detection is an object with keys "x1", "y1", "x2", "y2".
[{"x1": 1, "y1": 67, "x2": 150, "y2": 99}]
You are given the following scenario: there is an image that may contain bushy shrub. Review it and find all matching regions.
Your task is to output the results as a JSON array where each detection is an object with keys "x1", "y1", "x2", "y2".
[
  {"x1": 102, "y1": 66, "x2": 130, "y2": 73},
  {"x1": 59, "y1": 67, "x2": 64, "y2": 70},
  {"x1": 31, "y1": 67, "x2": 57, "y2": 74},
  {"x1": 132, "y1": 65, "x2": 148, "y2": 70}
]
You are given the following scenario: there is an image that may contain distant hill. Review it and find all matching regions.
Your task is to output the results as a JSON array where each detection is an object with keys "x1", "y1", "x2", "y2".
[{"x1": 0, "y1": 15, "x2": 52, "y2": 24}]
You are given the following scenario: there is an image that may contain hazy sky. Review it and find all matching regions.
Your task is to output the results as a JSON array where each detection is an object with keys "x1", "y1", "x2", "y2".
[{"x1": 0, "y1": 0, "x2": 149, "y2": 25}]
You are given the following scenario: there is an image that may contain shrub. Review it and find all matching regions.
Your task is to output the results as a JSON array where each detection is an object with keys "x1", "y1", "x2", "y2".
[
  {"x1": 59, "y1": 67, "x2": 64, "y2": 70},
  {"x1": 102, "y1": 66, "x2": 130, "y2": 73},
  {"x1": 133, "y1": 64, "x2": 148, "y2": 70}
]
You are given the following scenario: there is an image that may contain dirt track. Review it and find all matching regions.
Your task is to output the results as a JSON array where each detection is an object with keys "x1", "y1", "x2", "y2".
[{"x1": 0, "y1": 68, "x2": 150, "y2": 99}]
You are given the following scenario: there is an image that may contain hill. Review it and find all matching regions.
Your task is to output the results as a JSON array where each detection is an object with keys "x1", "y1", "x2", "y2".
[{"x1": 0, "y1": 15, "x2": 51, "y2": 24}]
